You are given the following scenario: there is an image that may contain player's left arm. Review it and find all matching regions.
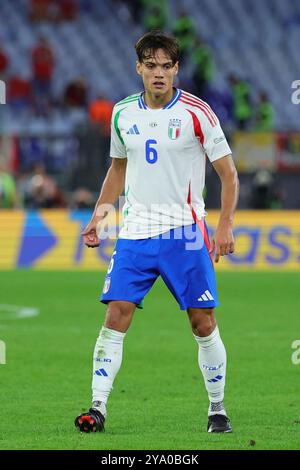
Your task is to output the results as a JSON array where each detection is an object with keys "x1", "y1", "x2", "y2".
[{"x1": 211, "y1": 155, "x2": 239, "y2": 263}]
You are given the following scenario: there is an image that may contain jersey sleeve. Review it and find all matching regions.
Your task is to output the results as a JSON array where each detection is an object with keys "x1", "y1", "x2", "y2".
[
  {"x1": 110, "y1": 106, "x2": 127, "y2": 159},
  {"x1": 194, "y1": 107, "x2": 232, "y2": 163}
]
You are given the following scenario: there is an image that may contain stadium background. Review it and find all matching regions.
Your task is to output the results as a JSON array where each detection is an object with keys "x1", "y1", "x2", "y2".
[{"x1": 0, "y1": 0, "x2": 300, "y2": 451}]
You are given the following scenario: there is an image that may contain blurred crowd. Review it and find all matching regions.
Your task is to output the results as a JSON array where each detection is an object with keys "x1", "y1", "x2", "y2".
[
  {"x1": 0, "y1": 33, "x2": 114, "y2": 130},
  {"x1": 0, "y1": 0, "x2": 277, "y2": 210},
  {"x1": 0, "y1": 157, "x2": 100, "y2": 209},
  {"x1": 113, "y1": 0, "x2": 275, "y2": 131},
  {"x1": 0, "y1": 0, "x2": 275, "y2": 131}
]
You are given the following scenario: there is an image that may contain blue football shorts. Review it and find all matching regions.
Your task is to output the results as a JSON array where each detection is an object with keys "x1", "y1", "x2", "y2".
[{"x1": 100, "y1": 222, "x2": 218, "y2": 310}]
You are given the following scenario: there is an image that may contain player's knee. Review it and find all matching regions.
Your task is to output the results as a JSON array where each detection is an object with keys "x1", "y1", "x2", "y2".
[
  {"x1": 188, "y1": 308, "x2": 216, "y2": 337},
  {"x1": 104, "y1": 301, "x2": 135, "y2": 331}
]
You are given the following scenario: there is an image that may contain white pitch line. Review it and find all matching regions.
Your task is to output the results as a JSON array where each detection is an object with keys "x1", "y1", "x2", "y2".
[{"x1": 0, "y1": 304, "x2": 40, "y2": 321}]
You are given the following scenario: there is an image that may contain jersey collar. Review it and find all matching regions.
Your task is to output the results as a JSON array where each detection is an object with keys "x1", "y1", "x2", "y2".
[{"x1": 138, "y1": 88, "x2": 182, "y2": 110}]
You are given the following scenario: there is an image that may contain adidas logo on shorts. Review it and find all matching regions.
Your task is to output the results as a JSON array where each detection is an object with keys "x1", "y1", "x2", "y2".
[{"x1": 197, "y1": 290, "x2": 214, "y2": 302}]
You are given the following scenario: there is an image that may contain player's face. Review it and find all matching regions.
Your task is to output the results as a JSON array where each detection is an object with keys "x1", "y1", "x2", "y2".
[{"x1": 136, "y1": 48, "x2": 178, "y2": 96}]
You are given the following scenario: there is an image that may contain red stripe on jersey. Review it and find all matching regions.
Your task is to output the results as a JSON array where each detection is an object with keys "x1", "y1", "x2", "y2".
[
  {"x1": 182, "y1": 90, "x2": 217, "y2": 114},
  {"x1": 187, "y1": 109, "x2": 204, "y2": 145},
  {"x1": 181, "y1": 91, "x2": 218, "y2": 125},
  {"x1": 181, "y1": 94, "x2": 217, "y2": 126},
  {"x1": 187, "y1": 183, "x2": 212, "y2": 262},
  {"x1": 180, "y1": 97, "x2": 216, "y2": 127}
]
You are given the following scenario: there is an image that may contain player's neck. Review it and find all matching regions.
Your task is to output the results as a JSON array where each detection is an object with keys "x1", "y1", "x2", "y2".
[{"x1": 144, "y1": 87, "x2": 176, "y2": 109}]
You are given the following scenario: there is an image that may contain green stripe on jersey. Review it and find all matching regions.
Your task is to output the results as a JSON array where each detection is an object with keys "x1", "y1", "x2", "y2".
[
  {"x1": 116, "y1": 98, "x2": 139, "y2": 106},
  {"x1": 120, "y1": 93, "x2": 140, "y2": 100},
  {"x1": 116, "y1": 94, "x2": 140, "y2": 106},
  {"x1": 123, "y1": 186, "x2": 131, "y2": 218},
  {"x1": 114, "y1": 108, "x2": 125, "y2": 145}
]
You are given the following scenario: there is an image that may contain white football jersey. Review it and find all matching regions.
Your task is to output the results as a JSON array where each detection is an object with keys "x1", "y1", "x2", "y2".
[{"x1": 110, "y1": 88, "x2": 231, "y2": 239}]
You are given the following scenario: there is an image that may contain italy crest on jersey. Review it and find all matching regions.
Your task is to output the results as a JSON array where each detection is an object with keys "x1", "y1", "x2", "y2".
[{"x1": 168, "y1": 119, "x2": 181, "y2": 140}]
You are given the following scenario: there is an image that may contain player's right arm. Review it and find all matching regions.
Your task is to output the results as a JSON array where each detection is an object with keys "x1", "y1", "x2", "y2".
[{"x1": 81, "y1": 157, "x2": 127, "y2": 247}]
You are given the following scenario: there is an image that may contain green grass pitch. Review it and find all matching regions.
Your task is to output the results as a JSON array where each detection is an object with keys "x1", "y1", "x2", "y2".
[{"x1": 0, "y1": 270, "x2": 299, "y2": 450}]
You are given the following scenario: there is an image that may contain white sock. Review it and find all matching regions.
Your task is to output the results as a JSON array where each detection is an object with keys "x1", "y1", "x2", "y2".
[
  {"x1": 92, "y1": 326, "x2": 126, "y2": 416},
  {"x1": 208, "y1": 400, "x2": 226, "y2": 417},
  {"x1": 194, "y1": 326, "x2": 227, "y2": 416},
  {"x1": 91, "y1": 400, "x2": 107, "y2": 418}
]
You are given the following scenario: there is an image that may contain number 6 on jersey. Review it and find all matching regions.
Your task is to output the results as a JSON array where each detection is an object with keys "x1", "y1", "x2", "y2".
[{"x1": 145, "y1": 139, "x2": 158, "y2": 164}]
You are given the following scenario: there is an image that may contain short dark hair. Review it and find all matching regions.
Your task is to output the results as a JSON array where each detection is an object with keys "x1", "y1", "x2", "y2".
[{"x1": 135, "y1": 30, "x2": 179, "y2": 65}]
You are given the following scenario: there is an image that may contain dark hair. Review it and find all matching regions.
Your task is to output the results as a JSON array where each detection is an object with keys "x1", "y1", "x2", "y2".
[{"x1": 135, "y1": 30, "x2": 179, "y2": 65}]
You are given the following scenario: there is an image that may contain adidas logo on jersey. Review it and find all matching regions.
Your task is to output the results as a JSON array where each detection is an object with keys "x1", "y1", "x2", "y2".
[
  {"x1": 197, "y1": 290, "x2": 214, "y2": 302},
  {"x1": 126, "y1": 124, "x2": 140, "y2": 135}
]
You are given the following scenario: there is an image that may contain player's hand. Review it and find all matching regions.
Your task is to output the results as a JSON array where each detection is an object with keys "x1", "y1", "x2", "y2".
[
  {"x1": 210, "y1": 224, "x2": 235, "y2": 263},
  {"x1": 81, "y1": 220, "x2": 100, "y2": 248}
]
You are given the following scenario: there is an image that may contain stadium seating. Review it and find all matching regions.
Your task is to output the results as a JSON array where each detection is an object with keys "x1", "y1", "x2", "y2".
[{"x1": 0, "y1": 0, "x2": 299, "y2": 131}]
